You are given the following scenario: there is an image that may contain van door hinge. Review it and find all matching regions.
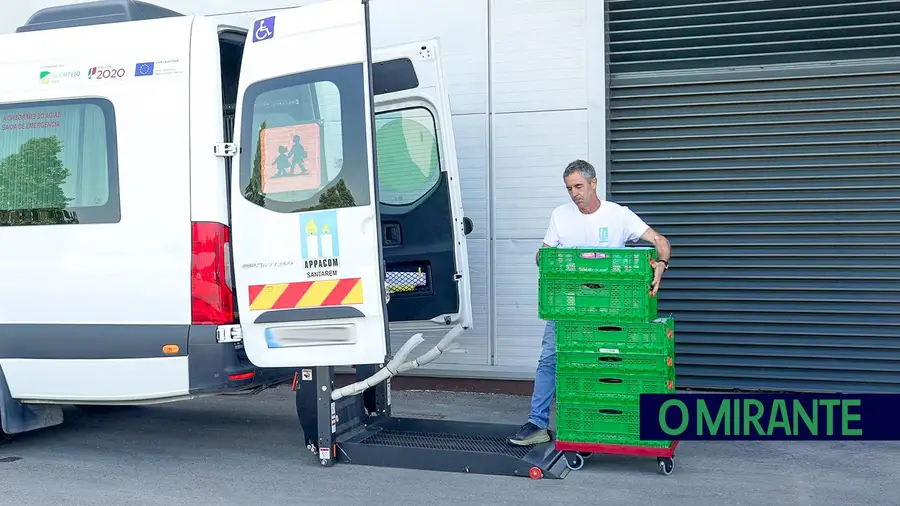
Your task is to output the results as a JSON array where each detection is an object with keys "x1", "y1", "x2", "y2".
[
  {"x1": 216, "y1": 324, "x2": 243, "y2": 343},
  {"x1": 214, "y1": 143, "x2": 238, "y2": 157}
]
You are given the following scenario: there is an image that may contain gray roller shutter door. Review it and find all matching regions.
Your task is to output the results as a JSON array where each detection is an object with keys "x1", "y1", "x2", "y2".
[{"x1": 607, "y1": 0, "x2": 900, "y2": 393}]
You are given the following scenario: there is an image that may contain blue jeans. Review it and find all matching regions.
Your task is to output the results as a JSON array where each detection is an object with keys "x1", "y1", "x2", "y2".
[{"x1": 528, "y1": 321, "x2": 556, "y2": 429}]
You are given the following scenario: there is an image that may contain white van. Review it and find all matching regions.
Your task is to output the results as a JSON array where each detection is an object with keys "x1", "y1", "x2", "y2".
[{"x1": 0, "y1": 0, "x2": 473, "y2": 440}]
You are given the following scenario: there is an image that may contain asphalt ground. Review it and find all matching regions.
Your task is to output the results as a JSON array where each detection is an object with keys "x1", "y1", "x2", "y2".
[{"x1": 2, "y1": 385, "x2": 896, "y2": 505}]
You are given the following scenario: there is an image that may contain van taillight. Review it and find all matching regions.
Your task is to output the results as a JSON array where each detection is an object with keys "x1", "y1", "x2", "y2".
[{"x1": 191, "y1": 221, "x2": 235, "y2": 325}]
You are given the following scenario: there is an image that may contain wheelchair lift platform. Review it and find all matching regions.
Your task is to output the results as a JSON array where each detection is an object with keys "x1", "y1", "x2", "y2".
[{"x1": 294, "y1": 365, "x2": 572, "y2": 480}]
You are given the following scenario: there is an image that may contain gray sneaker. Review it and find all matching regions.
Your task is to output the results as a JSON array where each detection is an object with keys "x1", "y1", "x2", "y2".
[{"x1": 508, "y1": 422, "x2": 551, "y2": 446}]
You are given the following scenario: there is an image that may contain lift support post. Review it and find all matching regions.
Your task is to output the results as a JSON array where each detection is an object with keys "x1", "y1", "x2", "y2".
[{"x1": 295, "y1": 364, "x2": 572, "y2": 479}]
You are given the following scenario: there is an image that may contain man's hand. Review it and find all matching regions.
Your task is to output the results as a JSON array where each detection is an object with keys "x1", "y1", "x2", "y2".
[
  {"x1": 535, "y1": 242, "x2": 553, "y2": 266},
  {"x1": 651, "y1": 261, "x2": 666, "y2": 296},
  {"x1": 640, "y1": 227, "x2": 670, "y2": 296}
]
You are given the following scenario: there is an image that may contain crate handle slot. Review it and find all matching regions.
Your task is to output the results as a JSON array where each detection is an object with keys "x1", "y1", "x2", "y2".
[
  {"x1": 597, "y1": 326, "x2": 623, "y2": 332},
  {"x1": 578, "y1": 252, "x2": 608, "y2": 260},
  {"x1": 597, "y1": 408, "x2": 623, "y2": 415},
  {"x1": 597, "y1": 378, "x2": 622, "y2": 384},
  {"x1": 597, "y1": 356, "x2": 622, "y2": 363},
  {"x1": 581, "y1": 283, "x2": 603, "y2": 290}
]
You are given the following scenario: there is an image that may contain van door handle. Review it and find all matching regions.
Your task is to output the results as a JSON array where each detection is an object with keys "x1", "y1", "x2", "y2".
[{"x1": 383, "y1": 223, "x2": 401, "y2": 246}]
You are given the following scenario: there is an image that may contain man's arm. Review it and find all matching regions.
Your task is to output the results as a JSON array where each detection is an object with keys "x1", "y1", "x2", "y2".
[
  {"x1": 640, "y1": 227, "x2": 670, "y2": 295},
  {"x1": 641, "y1": 227, "x2": 670, "y2": 263}
]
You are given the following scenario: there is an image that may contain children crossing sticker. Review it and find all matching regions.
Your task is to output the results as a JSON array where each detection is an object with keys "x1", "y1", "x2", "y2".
[{"x1": 260, "y1": 123, "x2": 322, "y2": 195}]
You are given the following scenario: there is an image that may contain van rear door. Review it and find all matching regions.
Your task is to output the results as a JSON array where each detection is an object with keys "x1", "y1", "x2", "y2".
[
  {"x1": 229, "y1": 0, "x2": 471, "y2": 369},
  {"x1": 370, "y1": 41, "x2": 473, "y2": 347}
]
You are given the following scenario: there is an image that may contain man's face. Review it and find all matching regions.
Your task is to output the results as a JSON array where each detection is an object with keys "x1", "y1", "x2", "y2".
[{"x1": 565, "y1": 172, "x2": 597, "y2": 210}]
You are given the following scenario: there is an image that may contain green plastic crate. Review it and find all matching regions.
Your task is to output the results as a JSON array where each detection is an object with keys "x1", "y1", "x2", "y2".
[
  {"x1": 557, "y1": 350, "x2": 674, "y2": 375},
  {"x1": 539, "y1": 247, "x2": 657, "y2": 281},
  {"x1": 555, "y1": 317, "x2": 675, "y2": 356},
  {"x1": 538, "y1": 277, "x2": 657, "y2": 322},
  {"x1": 556, "y1": 399, "x2": 672, "y2": 448},
  {"x1": 556, "y1": 366, "x2": 675, "y2": 403}
]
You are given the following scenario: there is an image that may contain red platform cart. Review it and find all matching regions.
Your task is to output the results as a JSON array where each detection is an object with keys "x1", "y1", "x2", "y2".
[{"x1": 555, "y1": 439, "x2": 679, "y2": 475}]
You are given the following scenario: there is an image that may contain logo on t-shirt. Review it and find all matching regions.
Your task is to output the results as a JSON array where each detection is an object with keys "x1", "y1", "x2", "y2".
[{"x1": 598, "y1": 227, "x2": 609, "y2": 244}]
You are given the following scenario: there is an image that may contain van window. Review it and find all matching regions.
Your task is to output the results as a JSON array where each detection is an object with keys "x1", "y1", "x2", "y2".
[
  {"x1": 239, "y1": 63, "x2": 371, "y2": 213},
  {"x1": 0, "y1": 98, "x2": 119, "y2": 226},
  {"x1": 375, "y1": 107, "x2": 442, "y2": 206}
]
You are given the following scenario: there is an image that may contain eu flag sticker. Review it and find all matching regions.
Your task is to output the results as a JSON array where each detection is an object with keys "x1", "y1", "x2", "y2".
[{"x1": 135, "y1": 62, "x2": 155, "y2": 77}]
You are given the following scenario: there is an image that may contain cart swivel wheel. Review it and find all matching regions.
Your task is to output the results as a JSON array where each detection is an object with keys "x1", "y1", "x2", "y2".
[
  {"x1": 577, "y1": 451, "x2": 593, "y2": 460},
  {"x1": 566, "y1": 453, "x2": 585, "y2": 471},
  {"x1": 657, "y1": 457, "x2": 674, "y2": 476}
]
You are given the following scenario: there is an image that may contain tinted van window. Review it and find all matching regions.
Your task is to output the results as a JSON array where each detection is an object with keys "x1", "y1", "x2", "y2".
[
  {"x1": 375, "y1": 107, "x2": 442, "y2": 206},
  {"x1": 0, "y1": 98, "x2": 119, "y2": 226},
  {"x1": 239, "y1": 63, "x2": 371, "y2": 213}
]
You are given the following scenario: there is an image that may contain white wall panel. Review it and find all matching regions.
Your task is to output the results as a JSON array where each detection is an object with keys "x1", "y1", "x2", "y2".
[
  {"x1": 490, "y1": 110, "x2": 589, "y2": 368},
  {"x1": 369, "y1": 0, "x2": 488, "y2": 116},
  {"x1": 491, "y1": 110, "x2": 588, "y2": 240},
  {"x1": 453, "y1": 114, "x2": 489, "y2": 241},
  {"x1": 492, "y1": 239, "x2": 545, "y2": 368},
  {"x1": 490, "y1": 0, "x2": 588, "y2": 114},
  {"x1": 389, "y1": 237, "x2": 489, "y2": 366}
]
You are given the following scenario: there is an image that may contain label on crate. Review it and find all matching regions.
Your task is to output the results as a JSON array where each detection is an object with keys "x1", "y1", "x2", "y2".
[{"x1": 598, "y1": 348, "x2": 620, "y2": 354}]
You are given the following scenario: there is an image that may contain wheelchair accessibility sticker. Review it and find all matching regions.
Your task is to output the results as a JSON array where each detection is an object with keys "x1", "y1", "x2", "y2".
[{"x1": 253, "y1": 16, "x2": 275, "y2": 43}]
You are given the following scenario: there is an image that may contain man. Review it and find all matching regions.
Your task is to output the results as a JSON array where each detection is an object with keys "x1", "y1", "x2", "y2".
[{"x1": 508, "y1": 159, "x2": 671, "y2": 446}]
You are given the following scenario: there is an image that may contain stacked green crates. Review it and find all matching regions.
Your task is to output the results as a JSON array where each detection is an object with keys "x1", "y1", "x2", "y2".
[{"x1": 538, "y1": 247, "x2": 675, "y2": 448}]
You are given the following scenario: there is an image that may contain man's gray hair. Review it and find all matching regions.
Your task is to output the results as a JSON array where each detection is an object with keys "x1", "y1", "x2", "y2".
[{"x1": 563, "y1": 159, "x2": 596, "y2": 181}]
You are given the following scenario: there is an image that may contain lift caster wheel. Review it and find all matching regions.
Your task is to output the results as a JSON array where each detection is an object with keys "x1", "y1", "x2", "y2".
[
  {"x1": 320, "y1": 459, "x2": 333, "y2": 467},
  {"x1": 529, "y1": 466, "x2": 543, "y2": 480},
  {"x1": 566, "y1": 453, "x2": 585, "y2": 471},
  {"x1": 657, "y1": 457, "x2": 674, "y2": 476}
]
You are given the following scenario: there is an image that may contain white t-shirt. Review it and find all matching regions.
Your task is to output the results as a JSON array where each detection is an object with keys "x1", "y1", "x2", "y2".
[{"x1": 543, "y1": 201, "x2": 650, "y2": 248}]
